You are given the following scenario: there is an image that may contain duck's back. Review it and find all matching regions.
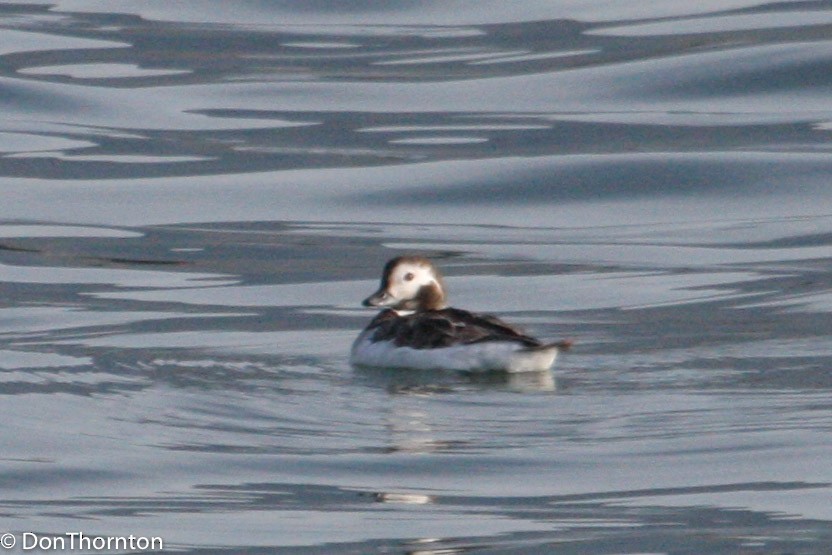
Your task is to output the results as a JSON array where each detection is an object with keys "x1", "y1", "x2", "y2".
[
  {"x1": 368, "y1": 308, "x2": 542, "y2": 349},
  {"x1": 351, "y1": 308, "x2": 563, "y2": 372}
]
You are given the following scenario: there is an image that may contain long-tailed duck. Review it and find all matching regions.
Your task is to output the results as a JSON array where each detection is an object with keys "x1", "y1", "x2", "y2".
[{"x1": 350, "y1": 256, "x2": 571, "y2": 372}]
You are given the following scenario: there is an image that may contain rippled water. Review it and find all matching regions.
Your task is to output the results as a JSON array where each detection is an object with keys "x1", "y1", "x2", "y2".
[{"x1": 2, "y1": 2, "x2": 832, "y2": 553}]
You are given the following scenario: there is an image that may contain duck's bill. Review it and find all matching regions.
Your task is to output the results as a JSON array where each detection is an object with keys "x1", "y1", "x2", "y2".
[{"x1": 362, "y1": 289, "x2": 394, "y2": 307}]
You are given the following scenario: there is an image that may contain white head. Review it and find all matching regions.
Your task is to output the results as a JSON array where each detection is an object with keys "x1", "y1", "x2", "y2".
[{"x1": 363, "y1": 256, "x2": 447, "y2": 313}]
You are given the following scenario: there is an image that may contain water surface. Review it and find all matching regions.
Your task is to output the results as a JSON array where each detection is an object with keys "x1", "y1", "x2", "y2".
[{"x1": 1, "y1": 2, "x2": 832, "y2": 553}]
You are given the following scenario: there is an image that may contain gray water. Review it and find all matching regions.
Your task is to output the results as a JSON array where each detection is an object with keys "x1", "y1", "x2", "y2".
[{"x1": 2, "y1": 2, "x2": 832, "y2": 553}]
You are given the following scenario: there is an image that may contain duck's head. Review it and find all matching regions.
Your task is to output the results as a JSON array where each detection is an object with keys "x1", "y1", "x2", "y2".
[{"x1": 362, "y1": 256, "x2": 447, "y2": 313}]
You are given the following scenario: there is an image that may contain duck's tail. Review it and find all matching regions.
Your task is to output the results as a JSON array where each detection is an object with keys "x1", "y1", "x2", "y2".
[
  {"x1": 506, "y1": 340, "x2": 573, "y2": 372},
  {"x1": 524, "y1": 339, "x2": 574, "y2": 352}
]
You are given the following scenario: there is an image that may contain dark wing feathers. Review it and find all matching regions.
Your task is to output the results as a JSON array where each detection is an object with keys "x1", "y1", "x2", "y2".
[{"x1": 367, "y1": 308, "x2": 543, "y2": 350}]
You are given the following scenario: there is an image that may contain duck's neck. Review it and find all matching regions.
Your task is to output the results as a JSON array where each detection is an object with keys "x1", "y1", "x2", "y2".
[
  {"x1": 415, "y1": 281, "x2": 447, "y2": 311},
  {"x1": 388, "y1": 282, "x2": 447, "y2": 315}
]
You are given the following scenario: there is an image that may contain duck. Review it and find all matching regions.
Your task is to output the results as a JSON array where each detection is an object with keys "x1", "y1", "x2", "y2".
[{"x1": 350, "y1": 256, "x2": 572, "y2": 372}]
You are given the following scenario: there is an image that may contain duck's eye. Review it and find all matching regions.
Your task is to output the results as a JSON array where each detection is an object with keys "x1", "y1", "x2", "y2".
[{"x1": 404, "y1": 272, "x2": 415, "y2": 282}]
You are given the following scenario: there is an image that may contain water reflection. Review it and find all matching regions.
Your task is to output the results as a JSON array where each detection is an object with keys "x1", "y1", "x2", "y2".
[
  {"x1": 374, "y1": 491, "x2": 434, "y2": 505},
  {"x1": 354, "y1": 365, "x2": 557, "y2": 394},
  {"x1": 363, "y1": 366, "x2": 559, "y2": 457},
  {"x1": 467, "y1": 369, "x2": 556, "y2": 392}
]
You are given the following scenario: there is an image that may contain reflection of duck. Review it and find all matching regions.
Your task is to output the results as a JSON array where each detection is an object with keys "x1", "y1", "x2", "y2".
[{"x1": 351, "y1": 256, "x2": 571, "y2": 372}]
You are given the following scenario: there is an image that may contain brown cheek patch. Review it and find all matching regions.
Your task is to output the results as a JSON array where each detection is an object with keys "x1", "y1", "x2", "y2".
[{"x1": 416, "y1": 282, "x2": 444, "y2": 311}]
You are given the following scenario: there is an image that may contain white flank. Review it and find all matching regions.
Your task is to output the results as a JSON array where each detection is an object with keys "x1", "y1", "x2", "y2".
[{"x1": 350, "y1": 331, "x2": 559, "y2": 373}]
